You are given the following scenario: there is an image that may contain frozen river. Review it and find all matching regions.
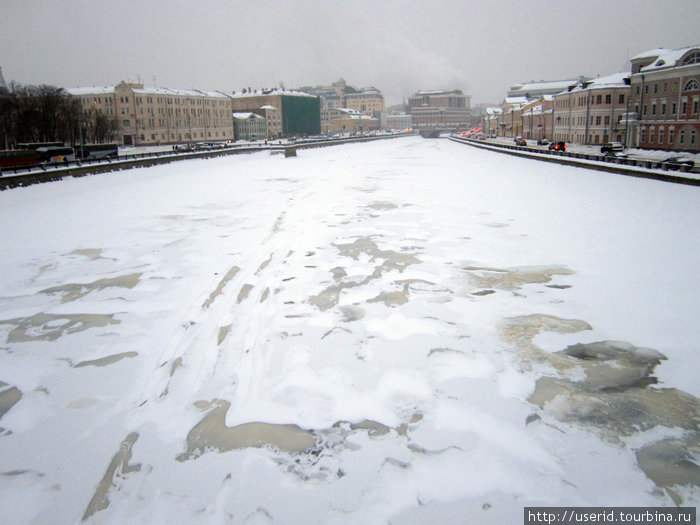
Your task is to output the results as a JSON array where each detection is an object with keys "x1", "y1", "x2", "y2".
[{"x1": 0, "y1": 136, "x2": 698, "y2": 523}]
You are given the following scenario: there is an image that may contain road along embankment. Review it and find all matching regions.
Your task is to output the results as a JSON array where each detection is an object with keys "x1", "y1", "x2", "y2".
[
  {"x1": 0, "y1": 133, "x2": 414, "y2": 191},
  {"x1": 449, "y1": 135, "x2": 700, "y2": 187}
]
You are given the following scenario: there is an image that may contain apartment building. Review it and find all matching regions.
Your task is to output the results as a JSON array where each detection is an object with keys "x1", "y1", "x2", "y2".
[
  {"x1": 68, "y1": 82, "x2": 234, "y2": 145},
  {"x1": 232, "y1": 112, "x2": 267, "y2": 141},
  {"x1": 551, "y1": 73, "x2": 630, "y2": 145},
  {"x1": 343, "y1": 87, "x2": 384, "y2": 118},
  {"x1": 407, "y1": 89, "x2": 471, "y2": 128},
  {"x1": 629, "y1": 45, "x2": 700, "y2": 151},
  {"x1": 301, "y1": 79, "x2": 385, "y2": 118},
  {"x1": 521, "y1": 97, "x2": 554, "y2": 140},
  {"x1": 255, "y1": 104, "x2": 282, "y2": 138},
  {"x1": 230, "y1": 89, "x2": 320, "y2": 137}
]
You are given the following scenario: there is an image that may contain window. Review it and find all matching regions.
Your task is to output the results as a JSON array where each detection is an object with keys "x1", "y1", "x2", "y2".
[
  {"x1": 652, "y1": 104, "x2": 656, "y2": 115},
  {"x1": 596, "y1": 95, "x2": 602, "y2": 104},
  {"x1": 694, "y1": 101, "x2": 699, "y2": 113},
  {"x1": 680, "y1": 51, "x2": 700, "y2": 66},
  {"x1": 692, "y1": 130, "x2": 697, "y2": 145},
  {"x1": 679, "y1": 130, "x2": 685, "y2": 144},
  {"x1": 662, "y1": 103, "x2": 666, "y2": 115},
  {"x1": 684, "y1": 79, "x2": 700, "y2": 91},
  {"x1": 595, "y1": 116, "x2": 601, "y2": 125},
  {"x1": 669, "y1": 128, "x2": 674, "y2": 144},
  {"x1": 659, "y1": 128, "x2": 664, "y2": 144},
  {"x1": 653, "y1": 84, "x2": 658, "y2": 94},
  {"x1": 619, "y1": 94, "x2": 625, "y2": 104},
  {"x1": 649, "y1": 126, "x2": 655, "y2": 143},
  {"x1": 123, "y1": 119, "x2": 131, "y2": 127},
  {"x1": 604, "y1": 116, "x2": 610, "y2": 125},
  {"x1": 682, "y1": 102, "x2": 687, "y2": 114},
  {"x1": 672, "y1": 102, "x2": 677, "y2": 114},
  {"x1": 605, "y1": 94, "x2": 611, "y2": 104}
]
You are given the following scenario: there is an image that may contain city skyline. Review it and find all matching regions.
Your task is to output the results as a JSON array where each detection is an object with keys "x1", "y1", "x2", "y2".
[{"x1": 1, "y1": 0, "x2": 699, "y2": 105}]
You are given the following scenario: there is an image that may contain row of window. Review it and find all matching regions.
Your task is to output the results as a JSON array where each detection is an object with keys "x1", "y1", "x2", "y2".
[
  {"x1": 136, "y1": 130, "x2": 230, "y2": 142},
  {"x1": 641, "y1": 126, "x2": 697, "y2": 145},
  {"x1": 555, "y1": 92, "x2": 626, "y2": 109},
  {"x1": 121, "y1": 118, "x2": 232, "y2": 129},
  {"x1": 81, "y1": 94, "x2": 231, "y2": 108},
  {"x1": 134, "y1": 96, "x2": 230, "y2": 107},
  {"x1": 637, "y1": 79, "x2": 699, "y2": 96},
  {"x1": 640, "y1": 99, "x2": 700, "y2": 117}
]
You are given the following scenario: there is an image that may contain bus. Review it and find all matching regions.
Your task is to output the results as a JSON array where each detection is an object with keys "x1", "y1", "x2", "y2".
[
  {"x1": 75, "y1": 143, "x2": 118, "y2": 160},
  {"x1": 0, "y1": 149, "x2": 40, "y2": 170},
  {"x1": 36, "y1": 146, "x2": 76, "y2": 164},
  {"x1": 17, "y1": 142, "x2": 64, "y2": 150}
]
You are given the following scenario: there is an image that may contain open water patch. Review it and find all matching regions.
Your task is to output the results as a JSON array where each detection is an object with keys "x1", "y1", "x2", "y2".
[{"x1": 500, "y1": 315, "x2": 700, "y2": 503}]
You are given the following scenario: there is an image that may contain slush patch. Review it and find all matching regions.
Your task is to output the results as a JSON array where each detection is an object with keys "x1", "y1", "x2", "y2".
[
  {"x1": 41, "y1": 273, "x2": 142, "y2": 303},
  {"x1": 73, "y1": 351, "x2": 138, "y2": 368},
  {"x1": 202, "y1": 266, "x2": 240, "y2": 308},
  {"x1": 463, "y1": 265, "x2": 573, "y2": 292},
  {"x1": 177, "y1": 400, "x2": 317, "y2": 460},
  {"x1": 0, "y1": 313, "x2": 120, "y2": 342},
  {"x1": 81, "y1": 432, "x2": 141, "y2": 521}
]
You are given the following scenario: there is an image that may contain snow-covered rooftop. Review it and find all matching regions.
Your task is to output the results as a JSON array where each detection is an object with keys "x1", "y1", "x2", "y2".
[
  {"x1": 631, "y1": 47, "x2": 672, "y2": 60},
  {"x1": 569, "y1": 72, "x2": 630, "y2": 92},
  {"x1": 231, "y1": 89, "x2": 316, "y2": 98},
  {"x1": 640, "y1": 45, "x2": 700, "y2": 72},
  {"x1": 66, "y1": 86, "x2": 114, "y2": 95},
  {"x1": 67, "y1": 85, "x2": 231, "y2": 99},
  {"x1": 232, "y1": 112, "x2": 265, "y2": 120},
  {"x1": 510, "y1": 79, "x2": 578, "y2": 93}
]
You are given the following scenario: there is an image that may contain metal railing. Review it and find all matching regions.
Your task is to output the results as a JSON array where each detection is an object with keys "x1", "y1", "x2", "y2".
[{"x1": 449, "y1": 135, "x2": 699, "y2": 186}]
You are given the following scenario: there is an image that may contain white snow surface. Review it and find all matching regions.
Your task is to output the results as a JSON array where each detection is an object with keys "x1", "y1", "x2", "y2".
[{"x1": 0, "y1": 137, "x2": 698, "y2": 524}]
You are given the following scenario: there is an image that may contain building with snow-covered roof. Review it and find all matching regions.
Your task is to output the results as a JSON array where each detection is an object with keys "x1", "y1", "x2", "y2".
[
  {"x1": 299, "y1": 79, "x2": 385, "y2": 121},
  {"x1": 255, "y1": 104, "x2": 282, "y2": 138},
  {"x1": 67, "y1": 82, "x2": 234, "y2": 146},
  {"x1": 230, "y1": 89, "x2": 320, "y2": 137},
  {"x1": 521, "y1": 97, "x2": 554, "y2": 141},
  {"x1": 406, "y1": 89, "x2": 471, "y2": 129},
  {"x1": 551, "y1": 73, "x2": 631, "y2": 145},
  {"x1": 321, "y1": 108, "x2": 379, "y2": 134},
  {"x1": 232, "y1": 112, "x2": 267, "y2": 141},
  {"x1": 507, "y1": 79, "x2": 582, "y2": 98},
  {"x1": 628, "y1": 44, "x2": 700, "y2": 151}
]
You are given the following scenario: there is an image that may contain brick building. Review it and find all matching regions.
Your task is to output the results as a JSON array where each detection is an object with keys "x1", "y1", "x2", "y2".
[
  {"x1": 629, "y1": 45, "x2": 700, "y2": 151},
  {"x1": 407, "y1": 89, "x2": 471, "y2": 129},
  {"x1": 552, "y1": 73, "x2": 630, "y2": 145},
  {"x1": 230, "y1": 89, "x2": 320, "y2": 137}
]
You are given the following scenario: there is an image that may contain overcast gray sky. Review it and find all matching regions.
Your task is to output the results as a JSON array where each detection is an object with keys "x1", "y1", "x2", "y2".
[{"x1": 1, "y1": 0, "x2": 698, "y2": 105}]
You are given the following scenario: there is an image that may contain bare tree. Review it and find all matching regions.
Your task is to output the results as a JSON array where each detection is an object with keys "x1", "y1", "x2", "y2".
[{"x1": 0, "y1": 82, "x2": 82, "y2": 148}]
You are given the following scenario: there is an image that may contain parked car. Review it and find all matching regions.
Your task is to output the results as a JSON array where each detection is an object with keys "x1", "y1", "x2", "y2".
[
  {"x1": 537, "y1": 138, "x2": 550, "y2": 145},
  {"x1": 660, "y1": 157, "x2": 694, "y2": 170},
  {"x1": 602, "y1": 151, "x2": 628, "y2": 159},
  {"x1": 548, "y1": 141, "x2": 566, "y2": 151},
  {"x1": 600, "y1": 142, "x2": 624, "y2": 153},
  {"x1": 514, "y1": 137, "x2": 527, "y2": 146}
]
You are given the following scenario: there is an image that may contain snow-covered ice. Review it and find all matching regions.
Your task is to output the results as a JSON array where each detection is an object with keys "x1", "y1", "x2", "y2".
[{"x1": 0, "y1": 136, "x2": 698, "y2": 523}]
